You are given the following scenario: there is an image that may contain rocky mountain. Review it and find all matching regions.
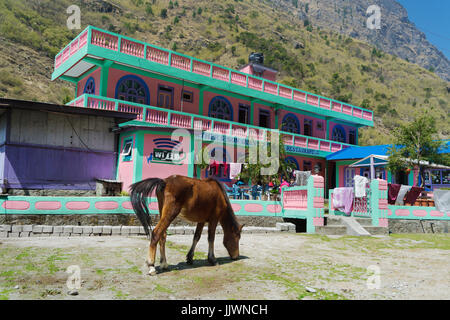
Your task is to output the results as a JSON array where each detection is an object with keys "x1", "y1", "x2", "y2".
[{"x1": 270, "y1": 0, "x2": 450, "y2": 81}]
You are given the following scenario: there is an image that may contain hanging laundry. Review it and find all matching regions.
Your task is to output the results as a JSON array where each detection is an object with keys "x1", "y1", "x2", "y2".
[
  {"x1": 354, "y1": 175, "x2": 369, "y2": 198},
  {"x1": 229, "y1": 163, "x2": 242, "y2": 179},
  {"x1": 395, "y1": 185, "x2": 412, "y2": 205},
  {"x1": 388, "y1": 183, "x2": 401, "y2": 205},
  {"x1": 433, "y1": 190, "x2": 450, "y2": 214},
  {"x1": 404, "y1": 186, "x2": 424, "y2": 205},
  {"x1": 333, "y1": 187, "x2": 354, "y2": 216},
  {"x1": 294, "y1": 171, "x2": 311, "y2": 186}
]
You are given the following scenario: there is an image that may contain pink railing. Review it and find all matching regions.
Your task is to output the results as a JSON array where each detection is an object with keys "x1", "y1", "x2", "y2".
[
  {"x1": 147, "y1": 47, "x2": 170, "y2": 65},
  {"x1": 342, "y1": 104, "x2": 353, "y2": 115},
  {"x1": 62, "y1": 47, "x2": 71, "y2": 63},
  {"x1": 331, "y1": 143, "x2": 342, "y2": 152},
  {"x1": 171, "y1": 54, "x2": 190, "y2": 71},
  {"x1": 193, "y1": 118, "x2": 212, "y2": 131},
  {"x1": 307, "y1": 95, "x2": 319, "y2": 107},
  {"x1": 170, "y1": 113, "x2": 191, "y2": 128},
  {"x1": 146, "y1": 109, "x2": 169, "y2": 125},
  {"x1": 87, "y1": 97, "x2": 115, "y2": 111},
  {"x1": 70, "y1": 39, "x2": 80, "y2": 56},
  {"x1": 264, "y1": 82, "x2": 278, "y2": 95},
  {"x1": 79, "y1": 30, "x2": 88, "y2": 48},
  {"x1": 120, "y1": 39, "x2": 145, "y2": 58},
  {"x1": 70, "y1": 96, "x2": 85, "y2": 108},
  {"x1": 91, "y1": 30, "x2": 119, "y2": 51},
  {"x1": 283, "y1": 134, "x2": 294, "y2": 145},
  {"x1": 192, "y1": 60, "x2": 211, "y2": 76},
  {"x1": 363, "y1": 111, "x2": 373, "y2": 121},
  {"x1": 332, "y1": 101, "x2": 342, "y2": 112},
  {"x1": 231, "y1": 125, "x2": 248, "y2": 138},
  {"x1": 231, "y1": 72, "x2": 247, "y2": 86},
  {"x1": 320, "y1": 141, "x2": 330, "y2": 152},
  {"x1": 283, "y1": 189, "x2": 308, "y2": 210},
  {"x1": 213, "y1": 122, "x2": 230, "y2": 135},
  {"x1": 293, "y1": 91, "x2": 306, "y2": 103},
  {"x1": 294, "y1": 136, "x2": 307, "y2": 148},
  {"x1": 308, "y1": 139, "x2": 319, "y2": 150},
  {"x1": 212, "y1": 67, "x2": 229, "y2": 81},
  {"x1": 248, "y1": 77, "x2": 263, "y2": 91},
  {"x1": 279, "y1": 87, "x2": 292, "y2": 99},
  {"x1": 249, "y1": 128, "x2": 265, "y2": 141},
  {"x1": 320, "y1": 98, "x2": 331, "y2": 110},
  {"x1": 117, "y1": 103, "x2": 144, "y2": 120}
]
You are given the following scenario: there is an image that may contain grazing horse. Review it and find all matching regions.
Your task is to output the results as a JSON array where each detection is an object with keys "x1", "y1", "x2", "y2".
[{"x1": 130, "y1": 175, "x2": 243, "y2": 276}]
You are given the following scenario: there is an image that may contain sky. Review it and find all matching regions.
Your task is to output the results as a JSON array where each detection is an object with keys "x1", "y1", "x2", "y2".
[{"x1": 397, "y1": 0, "x2": 450, "y2": 60}]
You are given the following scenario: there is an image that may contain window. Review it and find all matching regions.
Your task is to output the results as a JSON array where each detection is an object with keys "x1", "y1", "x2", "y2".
[
  {"x1": 209, "y1": 97, "x2": 233, "y2": 121},
  {"x1": 316, "y1": 121, "x2": 324, "y2": 131},
  {"x1": 344, "y1": 167, "x2": 356, "y2": 187},
  {"x1": 332, "y1": 125, "x2": 346, "y2": 143},
  {"x1": 431, "y1": 170, "x2": 442, "y2": 184},
  {"x1": 115, "y1": 75, "x2": 149, "y2": 105},
  {"x1": 349, "y1": 130, "x2": 356, "y2": 145},
  {"x1": 182, "y1": 90, "x2": 193, "y2": 103},
  {"x1": 304, "y1": 119, "x2": 313, "y2": 137},
  {"x1": 158, "y1": 85, "x2": 174, "y2": 109},
  {"x1": 285, "y1": 156, "x2": 300, "y2": 171},
  {"x1": 238, "y1": 104, "x2": 250, "y2": 124},
  {"x1": 259, "y1": 109, "x2": 271, "y2": 128},
  {"x1": 121, "y1": 138, "x2": 133, "y2": 162},
  {"x1": 303, "y1": 161, "x2": 312, "y2": 172},
  {"x1": 443, "y1": 170, "x2": 450, "y2": 185},
  {"x1": 281, "y1": 114, "x2": 300, "y2": 134},
  {"x1": 83, "y1": 77, "x2": 95, "y2": 94}
]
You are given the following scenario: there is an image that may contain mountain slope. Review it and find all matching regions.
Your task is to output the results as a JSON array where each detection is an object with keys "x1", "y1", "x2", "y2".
[
  {"x1": 0, "y1": 0, "x2": 448, "y2": 146},
  {"x1": 270, "y1": 0, "x2": 450, "y2": 82}
]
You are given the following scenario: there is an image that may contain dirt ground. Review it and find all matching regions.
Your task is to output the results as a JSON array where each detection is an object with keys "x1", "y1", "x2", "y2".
[{"x1": 0, "y1": 232, "x2": 449, "y2": 300}]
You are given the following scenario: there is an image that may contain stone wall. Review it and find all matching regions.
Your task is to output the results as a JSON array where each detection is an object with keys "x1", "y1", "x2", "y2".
[{"x1": 389, "y1": 219, "x2": 449, "y2": 234}]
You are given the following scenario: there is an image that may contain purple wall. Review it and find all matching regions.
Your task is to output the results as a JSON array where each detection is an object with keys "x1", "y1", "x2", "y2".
[{"x1": 2, "y1": 143, "x2": 116, "y2": 190}]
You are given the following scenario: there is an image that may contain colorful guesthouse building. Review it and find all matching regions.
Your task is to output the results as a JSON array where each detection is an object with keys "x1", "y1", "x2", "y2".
[{"x1": 3, "y1": 26, "x2": 376, "y2": 194}]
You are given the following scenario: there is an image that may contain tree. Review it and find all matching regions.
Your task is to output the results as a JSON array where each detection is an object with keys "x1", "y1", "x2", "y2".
[{"x1": 387, "y1": 112, "x2": 448, "y2": 187}]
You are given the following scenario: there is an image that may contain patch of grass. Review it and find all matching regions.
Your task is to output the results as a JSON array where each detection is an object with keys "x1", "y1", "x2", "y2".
[
  {"x1": 166, "y1": 240, "x2": 208, "y2": 260},
  {"x1": 154, "y1": 284, "x2": 175, "y2": 294}
]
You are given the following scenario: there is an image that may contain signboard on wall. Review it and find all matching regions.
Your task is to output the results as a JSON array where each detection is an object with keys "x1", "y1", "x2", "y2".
[{"x1": 147, "y1": 138, "x2": 185, "y2": 165}]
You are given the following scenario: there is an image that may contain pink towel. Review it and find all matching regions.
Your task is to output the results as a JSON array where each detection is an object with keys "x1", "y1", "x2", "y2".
[
  {"x1": 333, "y1": 187, "x2": 354, "y2": 215},
  {"x1": 229, "y1": 163, "x2": 242, "y2": 179}
]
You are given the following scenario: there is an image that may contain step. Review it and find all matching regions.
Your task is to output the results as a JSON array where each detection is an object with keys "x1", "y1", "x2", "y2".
[
  {"x1": 363, "y1": 226, "x2": 389, "y2": 236},
  {"x1": 315, "y1": 225, "x2": 347, "y2": 235},
  {"x1": 354, "y1": 218, "x2": 373, "y2": 226},
  {"x1": 325, "y1": 216, "x2": 344, "y2": 226}
]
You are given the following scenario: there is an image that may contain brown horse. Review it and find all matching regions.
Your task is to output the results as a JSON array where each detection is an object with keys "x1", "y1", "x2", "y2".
[{"x1": 130, "y1": 175, "x2": 243, "y2": 275}]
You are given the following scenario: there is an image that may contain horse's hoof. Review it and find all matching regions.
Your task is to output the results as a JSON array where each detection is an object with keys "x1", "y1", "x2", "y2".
[
  {"x1": 208, "y1": 259, "x2": 218, "y2": 266},
  {"x1": 186, "y1": 256, "x2": 194, "y2": 265},
  {"x1": 148, "y1": 266, "x2": 157, "y2": 276},
  {"x1": 160, "y1": 262, "x2": 169, "y2": 270}
]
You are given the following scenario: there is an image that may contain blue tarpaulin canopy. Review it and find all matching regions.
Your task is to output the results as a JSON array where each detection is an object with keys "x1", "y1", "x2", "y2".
[{"x1": 349, "y1": 154, "x2": 388, "y2": 179}]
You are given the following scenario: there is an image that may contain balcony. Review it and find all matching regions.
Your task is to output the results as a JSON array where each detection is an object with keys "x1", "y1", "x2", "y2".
[
  {"x1": 67, "y1": 94, "x2": 353, "y2": 156},
  {"x1": 52, "y1": 26, "x2": 374, "y2": 127}
]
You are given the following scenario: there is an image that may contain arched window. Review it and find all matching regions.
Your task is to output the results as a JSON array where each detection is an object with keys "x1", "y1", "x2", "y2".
[
  {"x1": 281, "y1": 114, "x2": 300, "y2": 134},
  {"x1": 285, "y1": 156, "x2": 300, "y2": 171},
  {"x1": 332, "y1": 125, "x2": 346, "y2": 143},
  {"x1": 83, "y1": 77, "x2": 95, "y2": 94},
  {"x1": 208, "y1": 96, "x2": 233, "y2": 121},
  {"x1": 115, "y1": 75, "x2": 150, "y2": 105}
]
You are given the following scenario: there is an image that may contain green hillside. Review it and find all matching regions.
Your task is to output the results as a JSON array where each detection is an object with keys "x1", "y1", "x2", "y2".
[{"x1": 0, "y1": 0, "x2": 448, "y2": 145}]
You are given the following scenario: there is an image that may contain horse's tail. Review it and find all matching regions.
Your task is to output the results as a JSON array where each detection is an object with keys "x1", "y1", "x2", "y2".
[{"x1": 129, "y1": 178, "x2": 166, "y2": 238}]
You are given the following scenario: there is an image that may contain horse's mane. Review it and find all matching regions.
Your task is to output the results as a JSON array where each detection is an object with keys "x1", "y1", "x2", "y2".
[{"x1": 210, "y1": 179, "x2": 240, "y2": 232}]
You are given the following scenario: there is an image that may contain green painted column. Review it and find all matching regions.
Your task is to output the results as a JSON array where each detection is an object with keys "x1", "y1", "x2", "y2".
[
  {"x1": 133, "y1": 131, "x2": 145, "y2": 183},
  {"x1": 250, "y1": 100, "x2": 254, "y2": 125},
  {"x1": 326, "y1": 119, "x2": 330, "y2": 140},
  {"x1": 100, "y1": 61, "x2": 113, "y2": 97}
]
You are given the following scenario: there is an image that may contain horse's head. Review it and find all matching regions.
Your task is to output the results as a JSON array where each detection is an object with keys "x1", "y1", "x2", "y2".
[{"x1": 223, "y1": 223, "x2": 244, "y2": 260}]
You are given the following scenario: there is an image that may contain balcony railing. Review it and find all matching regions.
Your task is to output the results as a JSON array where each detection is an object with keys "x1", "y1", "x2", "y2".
[
  {"x1": 67, "y1": 94, "x2": 353, "y2": 154},
  {"x1": 54, "y1": 26, "x2": 374, "y2": 125}
]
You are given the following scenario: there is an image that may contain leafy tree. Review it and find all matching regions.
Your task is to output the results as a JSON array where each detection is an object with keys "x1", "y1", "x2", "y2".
[{"x1": 387, "y1": 112, "x2": 449, "y2": 187}]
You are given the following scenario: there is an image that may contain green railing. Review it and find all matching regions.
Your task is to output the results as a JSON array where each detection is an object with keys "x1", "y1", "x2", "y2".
[
  {"x1": 54, "y1": 26, "x2": 374, "y2": 125},
  {"x1": 67, "y1": 94, "x2": 354, "y2": 154}
]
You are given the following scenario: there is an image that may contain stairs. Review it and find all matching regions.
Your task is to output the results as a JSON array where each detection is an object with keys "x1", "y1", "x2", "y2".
[{"x1": 315, "y1": 216, "x2": 388, "y2": 236}]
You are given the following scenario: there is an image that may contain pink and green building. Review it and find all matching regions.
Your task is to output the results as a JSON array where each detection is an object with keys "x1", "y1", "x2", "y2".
[{"x1": 51, "y1": 26, "x2": 374, "y2": 192}]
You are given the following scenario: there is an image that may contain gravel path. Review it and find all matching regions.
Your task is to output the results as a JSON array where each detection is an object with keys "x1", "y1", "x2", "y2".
[{"x1": 0, "y1": 233, "x2": 448, "y2": 300}]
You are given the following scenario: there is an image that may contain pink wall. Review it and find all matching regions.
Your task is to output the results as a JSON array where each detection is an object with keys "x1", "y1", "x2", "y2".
[
  {"x1": 77, "y1": 68, "x2": 101, "y2": 96},
  {"x1": 107, "y1": 68, "x2": 199, "y2": 113},
  {"x1": 142, "y1": 133, "x2": 190, "y2": 180},
  {"x1": 117, "y1": 134, "x2": 136, "y2": 192},
  {"x1": 278, "y1": 109, "x2": 326, "y2": 139},
  {"x1": 329, "y1": 122, "x2": 357, "y2": 144}
]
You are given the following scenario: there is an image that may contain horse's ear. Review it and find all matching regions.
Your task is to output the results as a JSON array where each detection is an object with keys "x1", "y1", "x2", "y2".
[{"x1": 239, "y1": 224, "x2": 245, "y2": 233}]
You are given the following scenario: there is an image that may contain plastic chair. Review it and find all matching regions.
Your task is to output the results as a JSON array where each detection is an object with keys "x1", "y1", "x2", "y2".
[
  {"x1": 251, "y1": 185, "x2": 262, "y2": 200},
  {"x1": 231, "y1": 184, "x2": 242, "y2": 199}
]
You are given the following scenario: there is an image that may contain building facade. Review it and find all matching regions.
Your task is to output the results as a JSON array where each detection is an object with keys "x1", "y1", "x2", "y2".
[{"x1": 50, "y1": 26, "x2": 374, "y2": 193}]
